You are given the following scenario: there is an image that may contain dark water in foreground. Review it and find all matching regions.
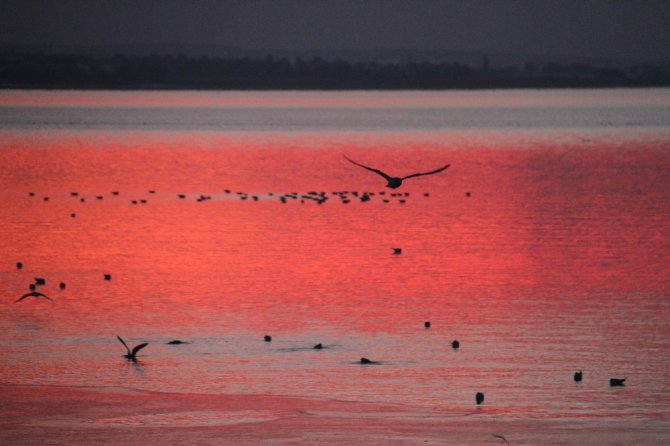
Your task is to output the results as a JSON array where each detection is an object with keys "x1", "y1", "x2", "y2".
[{"x1": 1, "y1": 89, "x2": 669, "y2": 431}]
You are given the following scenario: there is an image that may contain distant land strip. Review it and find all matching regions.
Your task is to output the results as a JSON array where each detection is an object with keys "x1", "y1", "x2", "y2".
[{"x1": 1, "y1": 52, "x2": 669, "y2": 90}]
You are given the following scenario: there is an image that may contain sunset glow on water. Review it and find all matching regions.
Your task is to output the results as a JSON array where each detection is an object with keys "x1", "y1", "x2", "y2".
[{"x1": 1, "y1": 89, "x2": 670, "y2": 443}]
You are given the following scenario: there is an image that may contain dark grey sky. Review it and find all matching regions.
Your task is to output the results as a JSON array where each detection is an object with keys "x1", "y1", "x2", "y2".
[{"x1": 2, "y1": 0, "x2": 669, "y2": 62}]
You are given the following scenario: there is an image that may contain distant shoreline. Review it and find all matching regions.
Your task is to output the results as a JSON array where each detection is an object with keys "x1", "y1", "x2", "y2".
[{"x1": 2, "y1": 52, "x2": 669, "y2": 90}]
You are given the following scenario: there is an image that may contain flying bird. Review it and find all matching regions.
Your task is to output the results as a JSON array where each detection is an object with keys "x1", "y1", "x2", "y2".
[
  {"x1": 15, "y1": 291, "x2": 52, "y2": 303},
  {"x1": 117, "y1": 336, "x2": 148, "y2": 362},
  {"x1": 344, "y1": 155, "x2": 449, "y2": 189}
]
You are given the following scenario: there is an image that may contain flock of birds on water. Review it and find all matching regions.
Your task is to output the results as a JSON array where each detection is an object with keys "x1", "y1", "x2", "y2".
[
  {"x1": 11, "y1": 155, "x2": 627, "y2": 423},
  {"x1": 22, "y1": 156, "x2": 468, "y2": 219}
]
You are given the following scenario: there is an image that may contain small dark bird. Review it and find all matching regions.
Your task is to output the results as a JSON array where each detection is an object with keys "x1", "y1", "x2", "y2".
[
  {"x1": 476, "y1": 392, "x2": 485, "y2": 405},
  {"x1": 452, "y1": 340, "x2": 460, "y2": 349},
  {"x1": 360, "y1": 357, "x2": 378, "y2": 364},
  {"x1": 34, "y1": 277, "x2": 46, "y2": 285},
  {"x1": 610, "y1": 378, "x2": 626, "y2": 386},
  {"x1": 264, "y1": 335, "x2": 272, "y2": 342},
  {"x1": 574, "y1": 371, "x2": 583, "y2": 382},
  {"x1": 424, "y1": 321, "x2": 431, "y2": 328},
  {"x1": 313, "y1": 343, "x2": 323, "y2": 349},
  {"x1": 59, "y1": 282, "x2": 66, "y2": 290},
  {"x1": 344, "y1": 155, "x2": 450, "y2": 189},
  {"x1": 392, "y1": 248, "x2": 402, "y2": 255},
  {"x1": 16, "y1": 291, "x2": 52, "y2": 303},
  {"x1": 167, "y1": 340, "x2": 187, "y2": 345},
  {"x1": 104, "y1": 274, "x2": 111, "y2": 281},
  {"x1": 117, "y1": 336, "x2": 148, "y2": 362},
  {"x1": 28, "y1": 283, "x2": 36, "y2": 291},
  {"x1": 16, "y1": 262, "x2": 23, "y2": 269}
]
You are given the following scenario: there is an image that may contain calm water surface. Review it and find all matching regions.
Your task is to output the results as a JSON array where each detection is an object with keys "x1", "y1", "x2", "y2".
[{"x1": 1, "y1": 89, "x2": 669, "y2": 422}]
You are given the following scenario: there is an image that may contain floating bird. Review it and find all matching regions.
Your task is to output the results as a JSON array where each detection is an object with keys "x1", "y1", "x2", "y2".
[
  {"x1": 360, "y1": 357, "x2": 378, "y2": 364},
  {"x1": 424, "y1": 321, "x2": 431, "y2": 328},
  {"x1": 610, "y1": 378, "x2": 626, "y2": 386},
  {"x1": 574, "y1": 371, "x2": 583, "y2": 382},
  {"x1": 344, "y1": 155, "x2": 449, "y2": 189},
  {"x1": 117, "y1": 336, "x2": 148, "y2": 362},
  {"x1": 167, "y1": 340, "x2": 188, "y2": 345},
  {"x1": 392, "y1": 248, "x2": 402, "y2": 255},
  {"x1": 313, "y1": 343, "x2": 323, "y2": 349},
  {"x1": 16, "y1": 291, "x2": 52, "y2": 303},
  {"x1": 476, "y1": 392, "x2": 485, "y2": 405},
  {"x1": 264, "y1": 335, "x2": 272, "y2": 342},
  {"x1": 59, "y1": 282, "x2": 66, "y2": 290},
  {"x1": 104, "y1": 274, "x2": 112, "y2": 281},
  {"x1": 452, "y1": 340, "x2": 460, "y2": 349},
  {"x1": 16, "y1": 262, "x2": 23, "y2": 269},
  {"x1": 34, "y1": 277, "x2": 46, "y2": 285}
]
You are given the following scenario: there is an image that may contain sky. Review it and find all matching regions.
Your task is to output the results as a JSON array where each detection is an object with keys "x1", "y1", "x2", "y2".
[{"x1": 1, "y1": 0, "x2": 669, "y2": 63}]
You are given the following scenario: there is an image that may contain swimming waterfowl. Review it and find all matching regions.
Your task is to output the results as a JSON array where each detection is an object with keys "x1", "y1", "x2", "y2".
[
  {"x1": 15, "y1": 291, "x2": 52, "y2": 303},
  {"x1": 452, "y1": 340, "x2": 460, "y2": 349},
  {"x1": 476, "y1": 392, "x2": 485, "y2": 405},
  {"x1": 344, "y1": 155, "x2": 449, "y2": 189},
  {"x1": 392, "y1": 248, "x2": 402, "y2": 255},
  {"x1": 574, "y1": 371, "x2": 583, "y2": 382},
  {"x1": 264, "y1": 335, "x2": 272, "y2": 342},
  {"x1": 117, "y1": 336, "x2": 148, "y2": 362},
  {"x1": 610, "y1": 378, "x2": 626, "y2": 386},
  {"x1": 313, "y1": 343, "x2": 323, "y2": 349},
  {"x1": 360, "y1": 357, "x2": 378, "y2": 364},
  {"x1": 424, "y1": 321, "x2": 431, "y2": 328}
]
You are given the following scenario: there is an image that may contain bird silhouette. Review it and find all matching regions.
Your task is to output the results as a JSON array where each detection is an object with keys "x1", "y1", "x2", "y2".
[
  {"x1": 117, "y1": 336, "x2": 148, "y2": 362},
  {"x1": 610, "y1": 377, "x2": 626, "y2": 386},
  {"x1": 574, "y1": 371, "x2": 583, "y2": 382},
  {"x1": 476, "y1": 392, "x2": 485, "y2": 405},
  {"x1": 15, "y1": 291, "x2": 52, "y2": 303},
  {"x1": 344, "y1": 155, "x2": 449, "y2": 189}
]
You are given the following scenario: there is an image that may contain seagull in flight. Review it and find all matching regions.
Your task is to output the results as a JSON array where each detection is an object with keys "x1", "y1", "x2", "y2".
[
  {"x1": 15, "y1": 291, "x2": 52, "y2": 303},
  {"x1": 344, "y1": 155, "x2": 449, "y2": 189},
  {"x1": 117, "y1": 336, "x2": 148, "y2": 362}
]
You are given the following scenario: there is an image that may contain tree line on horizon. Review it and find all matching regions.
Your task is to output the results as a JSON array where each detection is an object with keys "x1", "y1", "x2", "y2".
[{"x1": 1, "y1": 52, "x2": 668, "y2": 89}]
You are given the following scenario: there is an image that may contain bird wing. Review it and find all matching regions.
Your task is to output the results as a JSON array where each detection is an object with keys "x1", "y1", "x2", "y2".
[
  {"x1": 16, "y1": 292, "x2": 32, "y2": 302},
  {"x1": 343, "y1": 155, "x2": 392, "y2": 181},
  {"x1": 34, "y1": 292, "x2": 52, "y2": 301},
  {"x1": 131, "y1": 343, "x2": 149, "y2": 356},
  {"x1": 117, "y1": 336, "x2": 131, "y2": 354},
  {"x1": 401, "y1": 164, "x2": 450, "y2": 180}
]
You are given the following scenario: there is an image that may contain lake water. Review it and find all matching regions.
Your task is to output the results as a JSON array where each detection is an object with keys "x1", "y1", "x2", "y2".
[{"x1": 1, "y1": 89, "x2": 670, "y2": 442}]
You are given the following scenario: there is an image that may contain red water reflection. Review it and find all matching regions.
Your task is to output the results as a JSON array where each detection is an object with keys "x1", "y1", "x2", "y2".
[{"x1": 2, "y1": 128, "x2": 669, "y2": 331}]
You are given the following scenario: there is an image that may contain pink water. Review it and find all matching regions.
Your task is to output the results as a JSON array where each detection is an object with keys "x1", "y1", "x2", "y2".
[{"x1": 1, "y1": 90, "x2": 669, "y2": 438}]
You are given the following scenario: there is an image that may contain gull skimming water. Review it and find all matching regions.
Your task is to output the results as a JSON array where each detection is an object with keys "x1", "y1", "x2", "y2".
[
  {"x1": 117, "y1": 336, "x2": 148, "y2": 362},
  {"x1": 15, "y1": 291, "x2": 52, "y2": 303}
]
